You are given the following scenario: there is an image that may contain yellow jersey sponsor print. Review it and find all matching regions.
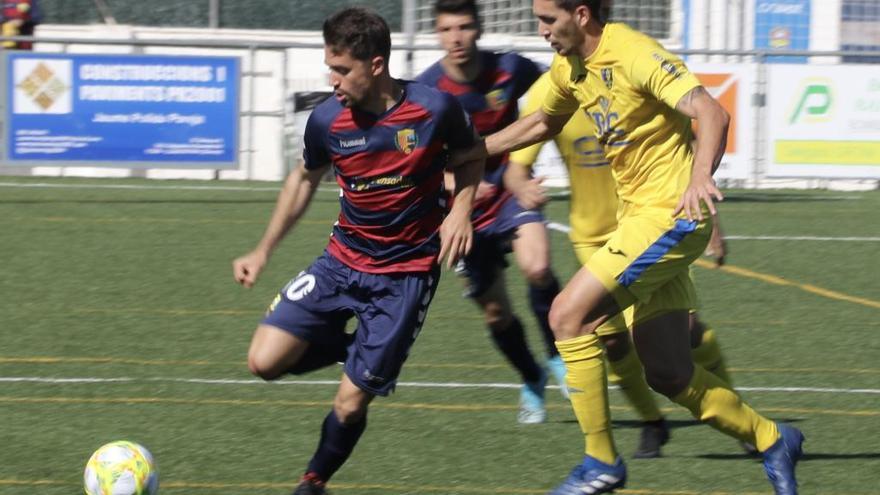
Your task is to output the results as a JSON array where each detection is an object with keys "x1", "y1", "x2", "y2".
[
  {"x1": 541, "y1": 23, "x2": 701, "y2": 211},
  {"x1": 510, "y1": 72, "x2": 618, "y2": 245}
]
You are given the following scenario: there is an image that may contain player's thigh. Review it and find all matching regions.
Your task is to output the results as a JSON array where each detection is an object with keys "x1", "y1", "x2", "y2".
[
  {"x1": 631, "y1": 310, "x2": 693, "y2": 389},
  {"x1": 550, "y1": 265, "x2": 621, "y2": 339},
  {"x1": 512, "y1": 221, "x2": 551, "y2": 280},
  {"x1": 256, "y1": 254, "x2": 353, "y2": 375},
  {"x1": 573, "y1": 242, "x2": 630, "y2": 340},
  {"x1": 247, "y1": 324, "x2": 310, "y2": 379}
]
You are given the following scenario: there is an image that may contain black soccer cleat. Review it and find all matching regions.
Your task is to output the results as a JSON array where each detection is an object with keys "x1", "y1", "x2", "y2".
[
  {"x1": 632, "y1": 419, "x2": 670, "y2": 458},
  {"x1": 292, "y1": 472, "x2": 329, "y2": 495}
]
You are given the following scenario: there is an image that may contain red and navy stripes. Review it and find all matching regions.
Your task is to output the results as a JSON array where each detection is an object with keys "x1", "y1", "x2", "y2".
[
  {"x1": 302, "y1": 81, "x2": 475, "y2": 273},
  {"x1": 418, "y1": 51, "x2": 543, "y2": 233}
]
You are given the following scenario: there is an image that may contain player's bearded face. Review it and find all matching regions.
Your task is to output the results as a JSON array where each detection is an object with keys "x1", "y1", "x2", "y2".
[
  {"x1": 435, "y1": 12, "x2": 480, "y2": 65},
  {"x1": 533, "y1": 0, "x2": 582, "y2": 55},
  {"x1": 325, "y1": 47, "x2": 377, "y2": 108}
]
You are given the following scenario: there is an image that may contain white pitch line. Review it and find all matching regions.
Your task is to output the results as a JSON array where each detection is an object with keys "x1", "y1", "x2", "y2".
[
  {"x1": 1, "y1": 376, "x2": 879, "y2": 395},
  {"x1": 0, "y1": 181, "x2": 341, "y2": 194},
  {"x1": 0, "y1": 377, "x2": 134, "y2": 384},
  {"x1": 3, "y1": 182, "x2": 874, "y2": 241},
  {"x1": 544, "y1": 222, "x2": 878, "y2": 242},
  {"x1": 546, "y1": 221, "x2": 572, "y2": 233},
  {"x1": 724, "y1": 235, "x2": 880, "y2": 242}
]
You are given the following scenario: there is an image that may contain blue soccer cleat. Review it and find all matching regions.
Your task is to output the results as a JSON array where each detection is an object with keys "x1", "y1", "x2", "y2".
[
  {"x1": 762, "y1": 423, "x2": 805, "y2": 495},
  {"x1": 546, "y1": 355, "x2": 569, "y2": 399},
  {"x1": 518, "y1": 370, "x2": 548, "y2": 424},
  {"x1": 548, "y1": 455, "x2": 627, "y2": 495}
]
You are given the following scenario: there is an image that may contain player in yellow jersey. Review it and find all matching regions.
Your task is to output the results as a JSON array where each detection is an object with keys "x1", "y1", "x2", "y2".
[
  {"x1": 507, "y1": 71, "x2": 744, "y2": 459},
  {"x1": 453, "y1": 1, "x2": 803, "y2": 494}
]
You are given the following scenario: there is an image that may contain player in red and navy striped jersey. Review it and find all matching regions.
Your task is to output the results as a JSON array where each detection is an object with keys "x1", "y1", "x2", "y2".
[
  {"x1": 302, "y1": 81, "x2": 474, "y2": 274},
  {"x1": 417, "y1": 0, "x2": 565, "y2": 425},
  {"x1": 232, "y1": 8, "x2": 483, "y2": 495}
]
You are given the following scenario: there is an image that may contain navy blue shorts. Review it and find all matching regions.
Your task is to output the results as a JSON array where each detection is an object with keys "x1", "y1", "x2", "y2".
[
  {"x1": 457, "y1": 195, "x2": 544, "y2": 298},
  {"x1": 262, "y1": 251, "x2": 440, "y2": 396}
]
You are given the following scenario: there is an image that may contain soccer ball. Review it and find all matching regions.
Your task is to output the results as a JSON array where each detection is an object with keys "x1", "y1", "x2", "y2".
[{"x1": 83, "y1": 441, "x2": 159, "y2": 495}]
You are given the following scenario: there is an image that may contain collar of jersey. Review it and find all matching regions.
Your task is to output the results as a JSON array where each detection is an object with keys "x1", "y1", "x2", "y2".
[{"x1": 568, "y1": 23, "x2": 615, "y2": 82}]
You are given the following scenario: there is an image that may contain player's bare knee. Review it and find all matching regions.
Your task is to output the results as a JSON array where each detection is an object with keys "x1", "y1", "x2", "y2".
[
  {"x1": 549, "y1": 297, "x2": 580, "y2": 340},
  {"x1": 333, "y1": 397, "x2": 368, "y2": 424},
  {"x1": 523, "y1": 265, "x2": 552, "y2": 287},
  {"x1": 645, "y1": 367, "x2": 692, "y2": 398},
  {"x1": 483, "y1": 301, "x2": 512, "y2": 331},
  {"x1": 247, "y1": 355, "x2": 283, "y2": 381}
]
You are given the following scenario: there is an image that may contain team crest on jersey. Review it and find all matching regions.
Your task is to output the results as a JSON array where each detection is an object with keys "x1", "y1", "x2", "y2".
[
  {"x1": 485, "y1": 89, "x2": 508, "y2": 111},
  {"x1": 395, "y1": 128, "x2": 418, "y2": 154},
  {"x1": 601, "y1": 68, "x2": 614, "y2": 90}
]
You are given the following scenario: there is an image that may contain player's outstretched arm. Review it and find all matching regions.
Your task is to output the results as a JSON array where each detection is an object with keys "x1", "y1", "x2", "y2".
[
  {"x1": 451, "y1": 109, "x2": 570, "y2": 166},
  {"x1": 673, "y1": 86, "x2": 729, "y2": 220},
  {"x1": 232, "y1": 162, "x2": 328, "y2": 288},
  {"x1": 438, "y1": 154, "x2": 484, "y2": 269},
  {"x1": 504, "y1": 159, "x2": 548, "y2": 210}
]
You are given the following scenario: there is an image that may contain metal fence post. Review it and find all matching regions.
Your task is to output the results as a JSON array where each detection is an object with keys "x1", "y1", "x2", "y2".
[
  {"x1": 246, "y1": 45, "x2": 256, "y2": 180},
  {"x1": 209, "y1": 0, "x2": 220, "y2": 29},
  {"x1": 752, "y1": 52, "x2": 767, "y2": 187},
  {"x1": 282, "y1": 48, "x2": 291, "y2": 176},
  {"x1": 402, "y1": 0, "x2": 417, "y2": 79}
]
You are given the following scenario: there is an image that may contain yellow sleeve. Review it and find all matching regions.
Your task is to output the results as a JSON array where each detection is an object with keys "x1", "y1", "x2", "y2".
[
  {"x1": 629, "y1": 43, "x2": 701, "y2": 109},
  {"x1": 509, "y1": 73, "x2": 551, "y2": 167},
  {"x1": 541, "y1": 55, "x2": 580, "y2": 117}
]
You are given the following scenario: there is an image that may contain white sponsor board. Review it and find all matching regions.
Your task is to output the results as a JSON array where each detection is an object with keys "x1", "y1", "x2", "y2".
[
  {"x1": 766, "y1": 65, "x2": 880, "y2": 178},
  {"x1": 688, "y1": 63, "x2": 757, "y2": 181}
]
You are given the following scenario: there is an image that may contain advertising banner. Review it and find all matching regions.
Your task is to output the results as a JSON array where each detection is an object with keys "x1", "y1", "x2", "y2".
[
  {"x1": 1, "y1": 53, "x2": 240, "y2": 168},
  {"x1": 690, "y1": 63, "x2": 756, "y2": 181},
  {"x1": 754, "y1": 0, "x2": 811, "y2": 63},
  {"x1": 766, "y1": 64, "x2": 880, "y2": 178}
]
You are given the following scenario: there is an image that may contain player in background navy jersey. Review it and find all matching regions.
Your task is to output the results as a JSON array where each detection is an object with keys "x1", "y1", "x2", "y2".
[
  {"x1": 417, "y1": 0, "x2": 565, "y2": 424},
  {"x1": 232, "y1": 8, "x2": 483, "y2": 495}
]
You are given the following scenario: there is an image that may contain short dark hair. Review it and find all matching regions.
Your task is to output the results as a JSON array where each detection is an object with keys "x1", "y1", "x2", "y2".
[
  {"x1": 554, "y1": 0, "x2": 602, "y2": 21},
  {"x1": 434, "y1": 0, "x2": 480, "y2": 19},
  {"x1": 322, "y1": 7, "x2": 391, "y2": 61}
]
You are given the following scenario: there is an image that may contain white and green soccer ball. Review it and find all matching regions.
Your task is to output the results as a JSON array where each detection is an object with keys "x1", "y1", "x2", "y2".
[{"x1": 83, "y1": 441, "x2": 159, "y2": 495}]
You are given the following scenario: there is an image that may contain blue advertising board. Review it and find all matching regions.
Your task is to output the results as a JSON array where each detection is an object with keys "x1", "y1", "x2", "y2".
[
  {"x1": 754, "y1": 0, "x2": 811, "y2": 63},
  {"x1": 1, "y1": 53, "x2": 239, "y2": 168}
]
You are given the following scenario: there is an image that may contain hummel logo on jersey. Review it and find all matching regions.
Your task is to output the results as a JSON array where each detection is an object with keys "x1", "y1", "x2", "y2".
[{"x1": 340, "y1": 136, "x2": 367, "y2": 148}]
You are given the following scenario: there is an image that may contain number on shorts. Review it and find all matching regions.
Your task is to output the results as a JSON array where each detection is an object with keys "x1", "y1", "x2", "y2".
[{"x1": 285, "y1": 272, "x2": 316, "y2": 301}]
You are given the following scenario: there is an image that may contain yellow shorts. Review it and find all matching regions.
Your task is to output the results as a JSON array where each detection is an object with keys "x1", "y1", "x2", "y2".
[{"x1": 584, "y1": 211, "x2": 711, "y2": 326}]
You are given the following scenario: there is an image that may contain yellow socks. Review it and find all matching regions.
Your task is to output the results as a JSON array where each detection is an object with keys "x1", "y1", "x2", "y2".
[
  {"x1": 606, "y1": 343, "x2": 664, "y2": 422},
  {"x1": 691, "y1": 328, "x2": 733, "y2": 386},
  {"x1": 672, "y1": 365, "x2": 779, "y2": 451},
  {"x1": 556, "y1": 333, "x2": 618, "y2": 464}
]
